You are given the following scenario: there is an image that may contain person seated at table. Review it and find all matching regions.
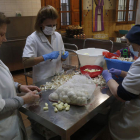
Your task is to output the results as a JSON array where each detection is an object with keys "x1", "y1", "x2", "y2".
[
  {"x1": 114, "y1": 35, "x2": 139, "y2": 60},
  {"x1": 0, "y1": 13, "x2": 41, "y2": 140},
  {"x1": 102, "y1": 24, "x2": 140, "y2": 140},
  {"x1": 22, "y1": 5, "x2": 69, "y2": 84}
]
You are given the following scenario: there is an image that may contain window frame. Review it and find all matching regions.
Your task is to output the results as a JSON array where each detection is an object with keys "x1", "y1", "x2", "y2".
[
  {"x1": 60, "y1": 0, "x2": 71, "y2": 29},
  {"x1": 116, "y1": 0, "x2": 138, "y2": 24}
]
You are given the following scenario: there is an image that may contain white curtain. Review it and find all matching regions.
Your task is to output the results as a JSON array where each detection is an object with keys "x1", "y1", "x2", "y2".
[
  {"x1": 118, "y1": 0, "x2": 127, "y2": 21},
  {"x1": 129, "y1": 0, "x2": 134, "y2": 21},
  {"x1": 97, "y1": 9, "x2": 101, "y2": 31}
]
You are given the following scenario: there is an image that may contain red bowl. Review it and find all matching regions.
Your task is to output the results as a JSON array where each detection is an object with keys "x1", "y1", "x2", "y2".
[{"x1": 80, "y1": 65, "x2": 103, "y2": 78}]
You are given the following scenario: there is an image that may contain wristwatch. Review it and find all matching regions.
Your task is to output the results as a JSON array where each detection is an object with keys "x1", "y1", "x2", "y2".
[{"x1": 17, "y1": 84, "x2": 21, "y2": 93}]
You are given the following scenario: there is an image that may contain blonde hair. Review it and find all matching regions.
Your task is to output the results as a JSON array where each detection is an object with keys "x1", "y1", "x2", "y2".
[{"x1": 35, "y1": 5, "x2": 58, "y2": 32}]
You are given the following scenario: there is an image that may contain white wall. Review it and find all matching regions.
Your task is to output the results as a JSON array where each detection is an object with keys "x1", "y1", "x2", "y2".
[
  {"x1": 0, "y1": 0, "x2": 41, "y2": 17},
  {"x1": 83, "y1": 0, "x2": 92, "y2": 10},
  {"x1": 104, "y1": 0, "x2": 116, "y2": 10},
  {"x1": 83, "y1": 0, "x2": 116, "y2": 10}
]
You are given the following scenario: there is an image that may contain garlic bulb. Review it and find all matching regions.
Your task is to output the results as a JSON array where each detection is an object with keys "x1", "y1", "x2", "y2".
[
  {"x1": 92, "y1": 75, "x2": 106, "y2": 86},
  {"x1": 77, "y1": 97, "x2": 83, "y2": 105},
  {"x1": 49, "y1": 74, "x2": 96, "y2": 106},
  {"x1": 70, "y1": 94, "x2": 77, "y2": 101},
  {"x1": 50, "y1": 92, "x2": 58, "y2": 100},
  {"x1": 117, "y1": 57, "x2": 134, "y2": 62},
  {"x1": 67, "y1": 91, "x2": 75, "y2": 98},
  {"x1": 65, "y1": 97, "x2": 71, "y2": 103},
  {"x1": 80, "y1": 97, "x2": 87, "y2": 105}
]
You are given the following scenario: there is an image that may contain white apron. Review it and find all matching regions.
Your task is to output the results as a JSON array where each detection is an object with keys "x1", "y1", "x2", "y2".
[
  {"x1": 110, "y1": 57, "x2": 140, "y2": 140},
  {"x1": 22, "y1": 31, "x2": 65, "y2": 83},
  {"x1": 110, "y1": 98, "x2": 140, "y2": 140},
  {"x1": 0, "y1": 60, "x2": 26, "y2": 140}
]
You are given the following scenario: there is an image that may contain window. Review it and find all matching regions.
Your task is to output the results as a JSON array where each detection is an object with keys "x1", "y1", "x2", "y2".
[
  {"x1": 60, "y1": 0, "x2": 71, "y2": 28},
  {"x1": 41, "y1": 0, "x2": 81, "y2": 29},
  {"x1": 116, "y1": 0, "x2": 138, "y2": 23}
]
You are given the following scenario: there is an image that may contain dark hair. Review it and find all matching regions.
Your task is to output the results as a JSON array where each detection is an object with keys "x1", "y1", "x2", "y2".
[
  {"x1": 35, "y1": 5, "x2": 58, "y2": 32},
  {"x1": 126, "y1": 24, "x2": 140, "y2": 45},
  {"x1": 0, "y1": 12, "x2": 10, "y2": 26}
]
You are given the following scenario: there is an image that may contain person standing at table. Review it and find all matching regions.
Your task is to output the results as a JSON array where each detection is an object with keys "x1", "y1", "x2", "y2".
[
  {"x1": 22, "y1": 5, "x2": 69, "y2": 84},
  {"x1": 0, "y1": 13, "x2": 41, "y2": 140}
]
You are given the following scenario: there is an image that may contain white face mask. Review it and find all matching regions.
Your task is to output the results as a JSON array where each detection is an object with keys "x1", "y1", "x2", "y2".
[
  {"x1": 43, "y1": 26, "x2": 56, "y2": 35},
  {"x1": 129, "y1": 45, "x2": 139, "y2": 57}
]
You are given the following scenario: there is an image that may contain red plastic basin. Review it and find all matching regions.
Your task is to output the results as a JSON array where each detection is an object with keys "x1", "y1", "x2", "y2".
[{"x1": 80, "y1": 65, "x2": 103, "y2": 78}]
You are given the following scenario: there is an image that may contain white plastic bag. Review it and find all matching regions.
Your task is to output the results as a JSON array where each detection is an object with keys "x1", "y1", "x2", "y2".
[{"x1": 49, "y1": 75, "x2": 96, "y2": 106}]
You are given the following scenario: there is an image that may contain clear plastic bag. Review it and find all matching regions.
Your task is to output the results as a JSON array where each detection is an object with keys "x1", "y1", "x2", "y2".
[{"x1": 49, "y1": 75, "x2": 96, "y2": 106}]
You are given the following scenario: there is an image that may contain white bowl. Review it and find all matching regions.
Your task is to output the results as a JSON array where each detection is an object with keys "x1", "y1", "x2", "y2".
[{"x1": 76, "y1": 48, "x2": 109, "y2": 67}]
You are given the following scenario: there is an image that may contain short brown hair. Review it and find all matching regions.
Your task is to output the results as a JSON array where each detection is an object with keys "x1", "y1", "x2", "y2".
[
  {"x1": 0, "y1": 13, "x2": 10, "y2": 26},
  {"x1": 35, "y1": 5, "x2": 58, "y2": 32}
]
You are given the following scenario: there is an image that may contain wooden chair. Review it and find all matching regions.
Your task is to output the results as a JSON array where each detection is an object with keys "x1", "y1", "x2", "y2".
[
  {"x1": 63, "y1": 43, "x2": 80, "y2": 70},
  {"x1": 119, "y1": 30, "x2": 128, "y2": 36},
  {"x1": 23, "y1": 67, "x2": 32, "y2": 85}
]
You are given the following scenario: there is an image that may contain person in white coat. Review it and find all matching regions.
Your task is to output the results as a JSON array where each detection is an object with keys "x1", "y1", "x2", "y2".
[
  {"x1": 0, "y1": 13, "x2": 41, "y2": 140},
  {"x1": 102, "y1": 24, "x2": 140, "y2": 140},
  {"x1": 22, "y1": 5, "x2": 69, "y2": 84}
]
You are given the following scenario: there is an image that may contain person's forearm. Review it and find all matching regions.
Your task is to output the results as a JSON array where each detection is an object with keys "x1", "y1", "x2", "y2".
[
  {"x1": 0, "y1": 96, "x2": 24, "y2": 115},
  {"x1": 120, "y1": 71, "x2": 127, "y2": 78},
  {"x1": 22, "y1": 56, "x2": 44, "y2": 68},
  {"x1": 107, "y1": 79, "x2": 125, "y2": 102},
  {"x1": 34, "y1": 56, "x2": 44, "y2": 65}
]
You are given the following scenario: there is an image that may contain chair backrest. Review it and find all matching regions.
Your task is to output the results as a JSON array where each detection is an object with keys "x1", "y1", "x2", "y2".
[
  {"x1": 119, "y1": 30, "x2": 128, "y2": 35},
  {"x1": 64, "y1": 43, "x2": 78, "y2": 50},
  {"x1": 63, "y1": 43, "x2": 80, "y2": 69},
  {"x1": 83, "y1": 38, "x2": 113, "y2": 52}
]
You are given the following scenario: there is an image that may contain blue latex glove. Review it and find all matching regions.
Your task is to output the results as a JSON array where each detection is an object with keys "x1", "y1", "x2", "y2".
[
  {"x1": 61, "y1": 51, "x2": 69, "y2": 59},
  {"x1": 109, "y1": 68, "x2": 121, "y2": 76},
  {"x1": 42, "y1": 51, "x2": 59, "y2": 61},
  {"x1": 102, "y1": 70, "x2": 113, "y2": 83}
]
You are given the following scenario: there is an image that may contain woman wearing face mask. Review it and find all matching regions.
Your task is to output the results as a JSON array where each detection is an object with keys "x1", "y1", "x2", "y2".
[
  {"x1": 22, "y1": 5, "x2": 69, "y2": 84},
  {"x1": 101, "y1": 25, "x2": 140, "y2": 140}
]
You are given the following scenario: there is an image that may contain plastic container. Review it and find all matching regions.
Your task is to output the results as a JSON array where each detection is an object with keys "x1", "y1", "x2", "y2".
[
  {"x1": 104, "y1": 57, "x2": 133, "y2": 81},
  {"x1": 104, "y1": 57, "x2": 133, "y2": 71},
  {"x1": 80, "y1": 65, "x2": 103, "y2": 78},
  {"x1": 76, "y1": 48, "x2": 109, "y2": 67}
]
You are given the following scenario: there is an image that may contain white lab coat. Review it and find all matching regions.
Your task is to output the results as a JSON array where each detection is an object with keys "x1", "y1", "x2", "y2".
[
  {"x1": 22, "y1": 31, "x2": 65, "y2": 83},
  {"x1": 0, "y1": 60, "x2": 27, "y2": 140},
  {"x1": 110, "y1": 57, "x2": 140, "y2": 140}
]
